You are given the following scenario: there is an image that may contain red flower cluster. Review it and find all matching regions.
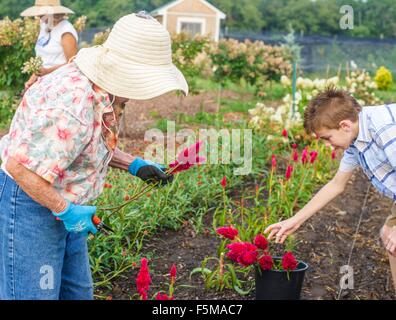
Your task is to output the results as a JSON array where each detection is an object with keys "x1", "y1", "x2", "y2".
[
  {"x1": 285, "y1": 165, "x2": 294, "y2": 180},
  {"x1": 309, "y1": 151, "x2": 318, "y2": 164},
  {"x1": 226, "y1": 242, "x2": 259, "y2": 267},
  {"x1": 217, "y1": 227, "x2": 299, "y2": 273},
  {"x1": 282, "y1": 129, "x2": 288, "y2": 138},
  {"x1": 156, "y1": 293, "x2": 173, "y2": 300},
  {"x1": 258, "y1": 255, "x2": 274, "y2": 270},
  {"x1": 282, "y1": 252, "x2": 298, "y2": 271},
  {"x1": 271, "y1": 155, "x2": 277, "y2": 169},
  {"x1": 254, "y1": 234, "x2": 268, "y2": 251},
  {"x1": 220, "y1": 176, "x2": 227, "y2": 189},
  {"x1": 136, "y1": 258, "x2": 151, "y2": 300},
  {"x1": 216, "y1": 226, "x2": 238, "y2": 240},
  {"x1": 292, "y1": 150, "x2": 299, "y2": 162},
  {"x1": 135, "y1": 258, "x2": 177, "y2": 300}
]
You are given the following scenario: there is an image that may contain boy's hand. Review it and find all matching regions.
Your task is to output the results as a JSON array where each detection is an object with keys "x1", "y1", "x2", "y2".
[
  {"x1": 265, "y1": 217, "x2": 302, "y2": 244},
  {"x1": 382, "y1": 225, "x2": 396, "y2": 256}
]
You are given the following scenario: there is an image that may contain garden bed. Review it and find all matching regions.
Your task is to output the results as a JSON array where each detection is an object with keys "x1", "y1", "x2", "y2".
[{"x1": 102, "y1": 167, "x2": 394, "y2": 300}]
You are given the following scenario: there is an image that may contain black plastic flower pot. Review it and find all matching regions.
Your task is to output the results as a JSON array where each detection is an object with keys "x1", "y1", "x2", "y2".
[{"x1": 255, "y1": 257, "x2": 308, "y2": 300}]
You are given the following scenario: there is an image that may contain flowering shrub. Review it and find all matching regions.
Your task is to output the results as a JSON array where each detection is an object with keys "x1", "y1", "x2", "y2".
[
  {"x1": 171, "y1": 33, "x2": 213, "y2": 95},
  {"x1": 0, "y1": 17, "x2": 39, "y2": 89},
  {"x1": 210, "y1": 39, "x2": 291, "y2": 90},
  {"x1": 375, "y1": 66, "x2": 393, "y2": 91},
  {"x1": 346, "y1": 69, "x2": 381, "y2": 105}
]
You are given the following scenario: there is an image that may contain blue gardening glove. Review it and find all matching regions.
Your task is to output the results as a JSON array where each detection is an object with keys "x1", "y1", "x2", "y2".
[
  {"x1": 52, "y1": 201, "x2": 98, "y2": 237},
  {"x1": 128, "y1": 157, "x2": 173, "y2": 185}
]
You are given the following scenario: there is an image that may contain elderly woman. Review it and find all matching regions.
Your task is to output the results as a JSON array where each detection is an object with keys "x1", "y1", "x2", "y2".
[
  {"x1": 22, "y1": 0, "x2": 79, "y2": 90},
  {"x1": 0, "y1": 13, "x2": 188, "y2": 300}
]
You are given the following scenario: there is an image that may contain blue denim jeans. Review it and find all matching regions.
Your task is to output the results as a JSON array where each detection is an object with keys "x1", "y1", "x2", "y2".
[{"x1": 0, "y1": 169, "x2": 93, "y2": 300}]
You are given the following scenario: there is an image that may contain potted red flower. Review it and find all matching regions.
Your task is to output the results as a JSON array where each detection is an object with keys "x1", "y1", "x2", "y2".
[{"x1": 216, "y1": 227, "x2": 308, "y2": 300}]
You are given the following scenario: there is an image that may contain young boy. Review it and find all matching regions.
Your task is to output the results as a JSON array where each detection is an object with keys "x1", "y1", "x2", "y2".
[{"x1": 265, "y1": 87, "x2": 396, "y2": 291}]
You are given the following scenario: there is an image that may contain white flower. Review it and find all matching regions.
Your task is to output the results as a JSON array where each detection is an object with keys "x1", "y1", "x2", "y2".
[{"x1": 280, "y1": 75, "x2": 291, "y2": 87}]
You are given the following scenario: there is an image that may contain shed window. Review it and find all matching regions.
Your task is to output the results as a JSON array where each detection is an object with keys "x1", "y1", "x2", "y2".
[{"x1": 180, "y1": 22, "x2": 202, "y2": 35}]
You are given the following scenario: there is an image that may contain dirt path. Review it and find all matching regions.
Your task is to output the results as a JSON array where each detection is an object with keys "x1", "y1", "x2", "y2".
[{"x1": 106, "y1": 169, "x2": 395, "y2": 300}]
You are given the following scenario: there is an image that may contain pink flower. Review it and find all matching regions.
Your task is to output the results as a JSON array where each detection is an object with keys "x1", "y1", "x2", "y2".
[
  {"x1": 259, "y1": 255, "x2": 274, "y2": 270},
  {"x1": 216, "y1": 226, "x2": 238, "y2": 240},
  {"x1": 285, "y1": 165, "x2": 293, "y2": 180},
  {"x1": 292, "y1": 143, "x2": 298, "y2": 149},
  {"x1": 293, "y1": 150, "x2": 299, "y2": 162},
  {"x1": 281, "y1": 252, "x2": 298, "y2": 271},
  {"x1": 254, "y1": 234, "x2": 268, "y2": 251},
  {"x1": 309, "y1": 151, "x2": 318, "y2": 164},
  {"x1": 156, "y1": 293, "x2": 173, "y2": 300},
  {"x1": 220, "y1": 176, "x2": 227, "y2": 188},
  {"x1": 136, "y1": 258, "x2": 151, "y2": 299},
  {"x1": 282, "y1": 129, "x2": 288, "y2": 137},
  {"x1": 271, "y1": 155, "x2": 276, "y2": 170},
  {"x1": 301, "y1": 148, "x2": 308, "y2": 164}
]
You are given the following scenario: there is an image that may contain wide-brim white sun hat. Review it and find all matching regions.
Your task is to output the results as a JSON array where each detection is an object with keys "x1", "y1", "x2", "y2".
[
  {"x1": 74, "y1": 12, "x2": 189, "y2": 100},
  {"x1": 21, "y1": 0, "x2": 74, "y2": 17}
]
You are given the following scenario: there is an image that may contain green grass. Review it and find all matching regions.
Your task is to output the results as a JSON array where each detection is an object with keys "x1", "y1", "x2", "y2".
[{"x1": 374, "y1": 83, "x2": 396, "y2": 103}]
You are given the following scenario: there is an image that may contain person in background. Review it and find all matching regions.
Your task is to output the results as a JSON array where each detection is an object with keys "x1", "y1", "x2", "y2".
[{"x1": 21, "y1": 0, "x2": 78, "y2": 90}]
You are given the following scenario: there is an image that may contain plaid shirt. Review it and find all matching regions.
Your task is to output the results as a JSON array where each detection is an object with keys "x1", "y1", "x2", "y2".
[{"x1": 340, "y1": 104, "x2": 396, "y2": 201}]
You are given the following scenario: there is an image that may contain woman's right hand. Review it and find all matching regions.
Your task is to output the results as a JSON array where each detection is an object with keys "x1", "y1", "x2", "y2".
[
  {"x1": 264, "y1": 217, "x2": 303, "y2": 244},
  {"x1": 24, "y1": 74, "x2": 38, "y2": 90}
]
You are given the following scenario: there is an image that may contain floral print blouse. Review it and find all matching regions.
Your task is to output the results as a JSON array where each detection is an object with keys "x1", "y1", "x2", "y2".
[{"x1": 0, "y1": 62, "x2": 121, "y2": 204}]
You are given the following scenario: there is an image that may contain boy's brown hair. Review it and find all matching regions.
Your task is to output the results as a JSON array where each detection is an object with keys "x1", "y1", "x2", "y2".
[{"x1": 304, "y1": 87, "x2": 362, "y2": 134}]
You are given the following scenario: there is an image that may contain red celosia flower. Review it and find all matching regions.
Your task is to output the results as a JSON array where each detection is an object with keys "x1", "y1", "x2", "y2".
[
  {"x1": 216, "y1": 226, "x2": 238, "y2": 240},
  {"x1": 285, "y1": 165, "x2": 294, "y2": 180},
  {"x1": 254, "y1": 234, "x2": 268, "y2": 251},
  {"x1": 258, "y1": 255, "x2": 274, "y2": 271},
  {"x1": 226, "y1": 242, "x2": 258, "y2": 267},
  {"x1": 331, "y1": 149, "x2": 336, "y2": 160},
  {"x1": 170, "y1": 264, "x2": 177, "y2": 283},
  {"x1": 282, "y1": 129, "x2": 288, "y2": 137},
  {"x1": 169, "y1": 156, "x2": 206, "y2": 174},
  {"x1": 156, "y1": 293, "x2": 173, "y2": 300},
  {"x1": 169, "y1": 141, "x2": 206, "y2": 174},
  {"x1": 309, "y1": 151, "x2": 318, "y2": 164},
  {"x1": 271, "y1": 155, "x2": 276, "y2": 169},
  {"x1": 301, "y1": 148, "x2": 308, "y2": 164},
  {"x1": 220, "y1": 176, "x2": 227, "y2": 188},
  {"x1": 177, "y1": 140, "x2": 203, "y2": 164},
  {"x1": 136, "y1": 258, "x2": 151, "y2": 299},
  {"x1": 293, "y1": 150, "x2": 299, "y2": 162},
  {"x1": 282, "y1": 252, "x2": 298, "y2": 271},
  {"x1": 292, "y1": 143, "x2": 298, "y2": 149}
]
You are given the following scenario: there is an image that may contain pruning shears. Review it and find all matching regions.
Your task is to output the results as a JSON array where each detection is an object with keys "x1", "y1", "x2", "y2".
[{"x1": 92, "y1": 215, "x2": 114, "y2": 235}]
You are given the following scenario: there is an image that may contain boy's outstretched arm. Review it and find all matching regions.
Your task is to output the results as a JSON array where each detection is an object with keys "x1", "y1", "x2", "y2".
[{"x1": 264, "y1": 169, "x2": 354, "y2": 244}]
